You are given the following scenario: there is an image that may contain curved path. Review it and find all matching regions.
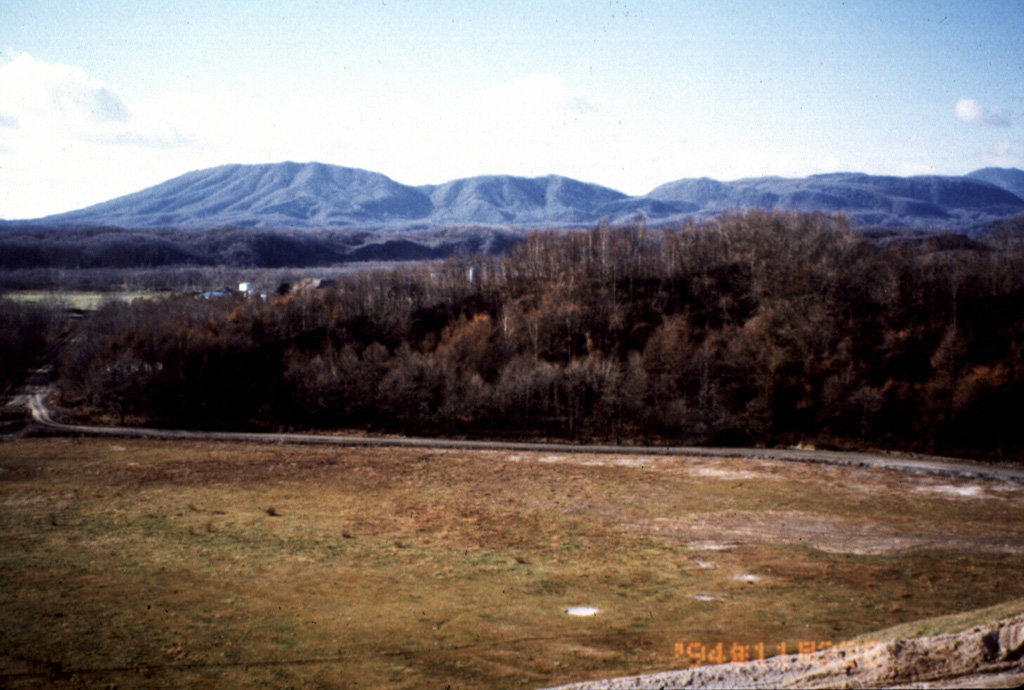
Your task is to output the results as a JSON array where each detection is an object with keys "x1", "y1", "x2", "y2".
[{"x1": 19, "y1": 376, "x2": 1024, "y2": 484}]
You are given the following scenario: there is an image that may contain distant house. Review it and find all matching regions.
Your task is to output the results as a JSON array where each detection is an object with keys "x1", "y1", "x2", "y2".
[{"x1": 198, "y1": 286, "x2": 235, "y2": 299}]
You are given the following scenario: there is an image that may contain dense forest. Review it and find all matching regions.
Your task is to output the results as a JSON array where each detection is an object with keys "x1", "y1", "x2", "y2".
[
  {"x1": 49, "y1": 210, "x2": 1024, "y2": 460},
  {"x1": 0, "y1": 224, "x2": 522, "y2": 274},
  {"x1": 0, "y1": 299, "x2": 64, "y2": 396}
]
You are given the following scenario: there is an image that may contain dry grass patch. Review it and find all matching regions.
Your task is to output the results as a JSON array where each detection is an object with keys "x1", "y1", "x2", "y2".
[{"x1": 1, "y1": 438, "x2": 1023, "y2": 688}]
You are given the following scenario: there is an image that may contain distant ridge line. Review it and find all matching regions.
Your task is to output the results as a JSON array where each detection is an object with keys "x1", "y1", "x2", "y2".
[{"x1": 10, "y1": 161, "x2": 1024, "y2": 235}]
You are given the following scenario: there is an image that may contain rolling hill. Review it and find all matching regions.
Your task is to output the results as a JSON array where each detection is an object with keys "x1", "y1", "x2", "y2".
[
  {"x1": 12, "y1": 162, "x2": 1024, "y2": 234},
  {"x1": 648, "y1": 171, "x2": 1024, "y2": 231},
  {"x1": 967, "y1": 167, "x2": 1024, "y2": 200}
]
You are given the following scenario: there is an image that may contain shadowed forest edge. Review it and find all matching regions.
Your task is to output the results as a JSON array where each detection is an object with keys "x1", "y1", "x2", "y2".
[{"x1": 6, "y1": 210, "x2": 1024, "y2": 461}]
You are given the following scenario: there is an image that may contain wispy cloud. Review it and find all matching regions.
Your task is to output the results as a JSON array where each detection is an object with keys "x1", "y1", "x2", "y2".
[
  {"x1": 1, "y1": 53, "x2": 129, "y2": 127},
  {"x1": 0, "y1": 52, "x2": 186, "y2": 146},
  {"x1": 0, "y1": 53, "x2": 199, "y2": 218},
  {"x1": 955, "y1": 98, "x2": 1010, "y2": 127}
]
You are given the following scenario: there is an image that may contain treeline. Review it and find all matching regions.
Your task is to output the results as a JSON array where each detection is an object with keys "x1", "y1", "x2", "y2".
[
  {"x1": 0, "y1": 264, "x2": 395, "y2": 293},
  {"x1": 0, "y1": 299, "x2": 64, "y2": 396},
  {"x1": 0, "y1": 225, "x2": 522, "y2": 271},
  {"x1": 57, "y1": 210, "x2": 1024, "y2": 459}
]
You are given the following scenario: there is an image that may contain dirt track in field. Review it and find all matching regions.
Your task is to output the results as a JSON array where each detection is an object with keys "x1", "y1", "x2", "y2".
[{"x1": 14, "y1": 370, "x2": 1024, "y2": 485}]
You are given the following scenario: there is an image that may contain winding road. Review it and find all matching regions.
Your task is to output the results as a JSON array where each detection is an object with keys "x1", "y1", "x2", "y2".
[{"x1": 13, "y1": 365, "x2": 1024, "y2": 484}]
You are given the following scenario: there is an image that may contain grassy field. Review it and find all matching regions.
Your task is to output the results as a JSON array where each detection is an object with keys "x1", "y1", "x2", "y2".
[
  {"x1": 1, "y1": 438, "x2": 1023, "y2": 688},
  {"x1": 3, "y1": 290, "x2": 160, "y2": 310}
]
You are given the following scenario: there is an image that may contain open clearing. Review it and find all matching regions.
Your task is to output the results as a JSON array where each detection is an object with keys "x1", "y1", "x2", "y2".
[
  {"x1": 3, "y1": 290, "x2": 159, "y2": 310},
  {"x1": 1, "y1": 438, "x2": 1023, "y2": 688}
]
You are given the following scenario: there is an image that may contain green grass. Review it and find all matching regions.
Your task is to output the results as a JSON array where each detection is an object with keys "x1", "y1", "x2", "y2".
[{"x1": 1, "y1": 438, "x2": 1023, "y2": 688}]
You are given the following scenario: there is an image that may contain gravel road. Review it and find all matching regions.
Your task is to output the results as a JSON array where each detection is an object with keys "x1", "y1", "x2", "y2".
[{"x1": 17, "y1": 377, "x2": 1024, "y2": 485}]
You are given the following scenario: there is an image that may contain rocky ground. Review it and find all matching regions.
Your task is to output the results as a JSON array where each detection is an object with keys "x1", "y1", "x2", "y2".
[{"x1": 545, "y1": 613, "x2": 1024, "y2": 689}]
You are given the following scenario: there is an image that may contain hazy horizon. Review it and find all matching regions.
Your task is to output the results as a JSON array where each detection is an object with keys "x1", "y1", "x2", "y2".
[{"x1": 2, "y1": 0, "x2": 1022, "y2": 219}]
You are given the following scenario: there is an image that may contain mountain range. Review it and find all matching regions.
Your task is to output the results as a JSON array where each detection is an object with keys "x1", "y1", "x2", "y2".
[{"x1": 11, "y1": 162, "x2": 1024, "y2": 235}]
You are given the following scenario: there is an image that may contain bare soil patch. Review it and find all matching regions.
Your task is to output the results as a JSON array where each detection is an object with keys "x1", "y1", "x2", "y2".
[
  {"x1": 1, "y1": 439, "x2": 1022, "y2": 689},
  {"x1": 629, "y1": 508, "x2": 1024, "y2": 556},
  {"x1": 546, "y1": 611, "x2": 1024, "y2": 689}
]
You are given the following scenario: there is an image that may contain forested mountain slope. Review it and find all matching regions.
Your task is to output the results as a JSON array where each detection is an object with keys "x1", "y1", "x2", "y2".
[
  {"x1": 12, "y1": 162, "x2": 1024, "y2": 233},
  {"x1": 56, "y1": 210, "x2": 1024, "y2": 461}
]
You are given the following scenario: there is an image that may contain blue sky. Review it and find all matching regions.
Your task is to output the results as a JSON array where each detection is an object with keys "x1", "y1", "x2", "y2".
[{"x1": 1, "y1": 0, "x2": 1022, "y2": 218}]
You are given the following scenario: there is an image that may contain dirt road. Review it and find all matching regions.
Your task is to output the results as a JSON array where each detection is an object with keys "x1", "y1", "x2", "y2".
[{"x1": 15, "y1": 376, "x2": 1024, "y2": 485}]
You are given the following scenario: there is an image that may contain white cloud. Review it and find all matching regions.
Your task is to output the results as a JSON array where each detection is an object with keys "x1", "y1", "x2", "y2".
[
  {"x1": 955, "y1": 98, "x2": 1010, "y2": 127},
  {"x1": 0, "y1": 53, "x2": 199, "y2": 218},
  {"x1": 0, "y1": 53, "x2": 197, "y2": 150},
  {"x1": 0, "y1": 53, "x2": 132, "y2": 131}
]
